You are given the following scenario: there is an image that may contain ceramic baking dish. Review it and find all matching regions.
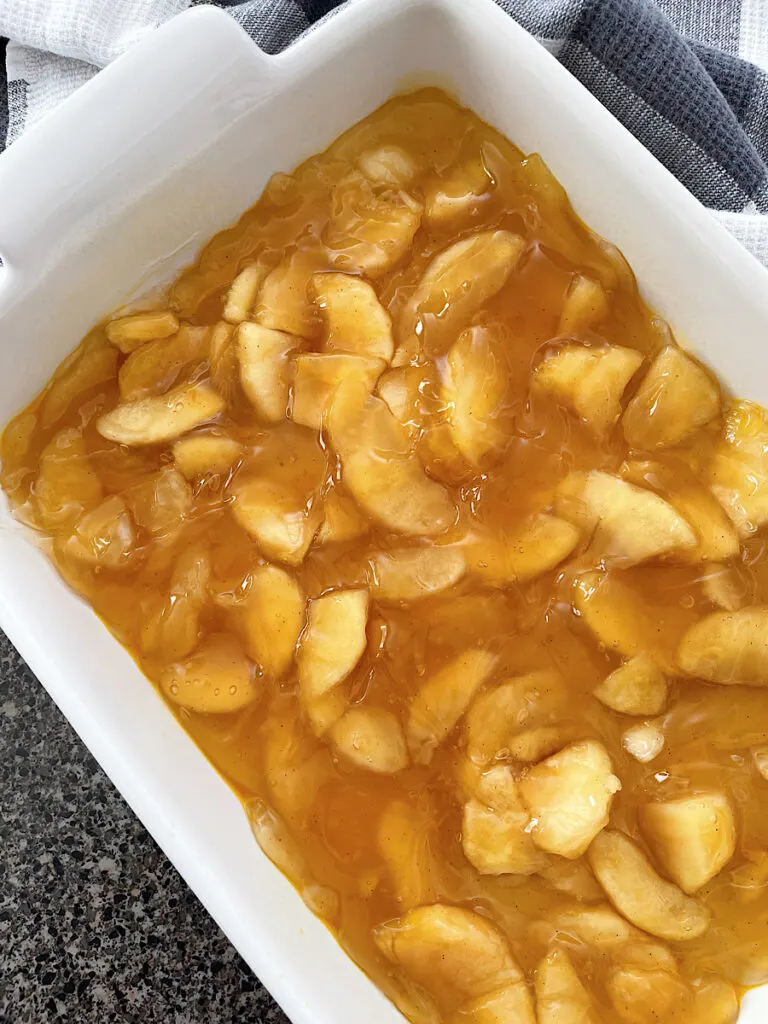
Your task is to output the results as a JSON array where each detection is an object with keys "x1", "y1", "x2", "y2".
[{"x1": 1, "y1": 0, "x2": 767, "y2": 1020}]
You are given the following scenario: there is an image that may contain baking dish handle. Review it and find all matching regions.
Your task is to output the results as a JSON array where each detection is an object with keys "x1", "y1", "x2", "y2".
[{"x1": 0, "y1": 6, "x2": 275, "y2": 273}]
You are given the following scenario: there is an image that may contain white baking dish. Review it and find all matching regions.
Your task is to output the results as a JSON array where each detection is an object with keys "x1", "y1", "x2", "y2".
[{"x1": 0, "y1": 1, "x2": 766, "y2": 1020}]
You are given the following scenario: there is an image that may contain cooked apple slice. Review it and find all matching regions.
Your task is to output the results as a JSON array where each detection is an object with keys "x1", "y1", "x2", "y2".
[
  {"x1": 141, "y1": 545, "x2": 209, "y2": 661},
  {"x1": 230, "y1": 478, "x2": 318, "y2": 566},
  {"x1": 311, "y1": 273, "x2": 394, "y2": 363},
  {"x1": 297, "y1": 589, "x2": 368, "y2": 701},
  {"x1": 466, "y1": 670, "x2": 566, "y2": 765},
  {"x1": 317, "y1": 488, "x2": 368, "y2": 545},
  {"x1": 607, "y1": 963, "x2": 691, "y2": 1024},
  {"x1": 378, "y1": 799, "x2": 440, "y2": 909},
  {"x1": 689, "y1": 978, "x2": 739, "y2": 1024},
  {"x1": 118, "y1": 324, "x2": 210, "y2": 401},
  {"x1": 126, "y1": 467, "x2": 192, "y2": 536},
  {"x1": 623, "y1": 346, "x2": 721, "y2": 450},
  {"x1": 407, "y1": 648, "x2": 497, "y2": 764},
  {"x1": 304, "y1": 686, "x2": 348, "y2": 738},
  {"x1": 701, "y1": 564, "x2": 748, "y2": 611},
  {"x1": 377, "y1": 365, "x2": 424, "y2": 429},
  {"x1": 593, "y1": 654, "x2": 668, "y2": 715},
  {"x1": 370, "y1": 546, "x2": 465, "y2": 602},
  {"x1": 640, "y1": 793, "x2": 736, "y2": 894},
  {"x1": 208, "y1": 320, "x2": 240, "y2": 404},
  {"x1": 327, "y1": 378, "x2": 455, "y2": 536},
  {"x1": 710, "y1": 400, "x2": 768, "y2": 536},
  {"x1": 373, "y1": 904, "x2": 523, "y2": 1003},
  {"x1": 557, "y1": 470, "x2": 696, "y2": 564},
  {"x1": 508, "y1": 727, "x2": 572, "y2": 762},
  {"x1": 462, "y1": 766, "x2": 549, "y2": 876},
  {"x1": 357, "y1": 144, "x2": 421, "y2": 187},
  {"x1": 465, "y1": 515, "x2": 579, "y2": 586},
  {"x1": 223, "y1": 264, "x2": 268, "y2": 324},
  {"x1": 518, "y1": 740, "x2": 621, "y2": 859},
  {"x1": 63, "y1": 496, "x2": 135, "y2": 569},
  {"x1": 329, "y1": 706, "x2": 408, "y2": 774},
  {"x1": 34, "y1": 429, "x2": 104, "y2": 530},
  {"x1": 401, "y1": 231, "x2": 524, "y2": 354},
  {"x1": 533, "y1": 343, "x2": 642, "y2": 434},
  {"x1": 255, "y1": 250, "x2": 326, "y2": 336},
  {"x1": 237, "y1": 322, "x2": 298, "y2": 423},
  {"x1": 238, "y1": 565, "x2": 305, "y2": 679},
  {"x1": 677, "y1": 607, "x2": 768, "y2": 685},
  {"x1": 442, "y1": 326, "x2": 510, "y2": 466},
  {"x1": 622, "y1": 722, "x2": 665, "y2": 763},
  {"x1": 159, "y1": 634, "x2": 259, "y2": 714},
  {"x1": 41, "y1": 337, "x2": 119, "y2": 427},
  {"x1": 106, "y1": 309, "x2": 179, "y2": 353},
  {"x1": 453, "y1": 982, "x2": 536, "y2": 1024},
  {"x1": 558, "y1": 275, "x2": 609, "y2": 334},
  {"x1": 535, "y1": 950, "x2": 599, "y2": 1024},
  {"x1": 588, "y1": 830, "x2": 710, "y2": 941},
  {"x1": 424, "y1": 158, "x2": 493, "y2": 229},
  {"x1": 249, "y1": 799, "x2": 310, "y2": 884},
  {"x1": 325, "y1": 173, "x2": 422, "y2": 278},
  {"x1": 97, "y1": 382, "x2": 224, "y2": 446},
  {"x1": 172, "y1": 434, "x2": 242, "y2": 479},
  {"x1": 292, "y1": 353, "x2": 384, "y2": 430},
  {"x1": 544, "y1": 904, "x2": 634, "y2": 948},
  {"x1": 670, "y1": 488, "x2": 740, "y2": 563}
]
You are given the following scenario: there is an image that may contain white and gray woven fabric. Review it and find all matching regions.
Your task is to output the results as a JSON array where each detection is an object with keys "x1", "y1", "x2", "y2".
[{"x1": 1, "y1": 0, "x2": 768, "y2": 262}]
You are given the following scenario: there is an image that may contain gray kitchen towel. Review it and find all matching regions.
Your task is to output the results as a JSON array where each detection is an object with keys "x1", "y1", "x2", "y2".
[{"x1": 0, "y1": 0, "x2": 767, "y2": 262}]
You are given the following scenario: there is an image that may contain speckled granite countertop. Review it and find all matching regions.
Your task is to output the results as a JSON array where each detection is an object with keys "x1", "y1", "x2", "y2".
[{"x1": 0, "y1": 630, "x2": 288, "y2": 1024}]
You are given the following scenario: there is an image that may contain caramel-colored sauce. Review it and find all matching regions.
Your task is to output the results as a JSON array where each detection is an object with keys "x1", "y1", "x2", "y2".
[{"x1": 3, "y1": 88, "x2": 768, "y2": 1023}]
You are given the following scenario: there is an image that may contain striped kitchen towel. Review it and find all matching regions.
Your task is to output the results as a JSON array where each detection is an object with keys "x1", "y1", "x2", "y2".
[{"x1": 0, "y1": 0, "x2": 767, "y2": 263}]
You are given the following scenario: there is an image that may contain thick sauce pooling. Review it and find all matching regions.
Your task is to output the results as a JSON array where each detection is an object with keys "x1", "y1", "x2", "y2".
[{"x1": 4, "y1": 89, "x2": 768, "y2": 1024}]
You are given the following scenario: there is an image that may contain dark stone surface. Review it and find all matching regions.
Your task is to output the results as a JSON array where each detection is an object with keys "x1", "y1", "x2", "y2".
[{"x1": 0, "y1": 631, "x2": 288, "y2": 1024}]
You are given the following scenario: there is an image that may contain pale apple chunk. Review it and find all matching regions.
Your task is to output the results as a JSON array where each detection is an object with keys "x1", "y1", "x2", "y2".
[
  {"x1": 237, "y1": 322, "x2": 298, "y2": 423},
  {"x1": 304, "y1": 686, "x2": 347, "y2": 738},
  {"x1": 556, "y1": 470, "x2": 696, "y2": 564},
  {"x1": 622, "y1": 723, "x2": 665, "y2": 763},
  {"x1": 311, "y1": 272, "x2": 394, "y2": 363},
  {"x1": 97, "y1": 382, "x2": 224, "y2": 446},
  {"x1": 558, "y1": 275, "x2": 609, "y2": 334},
  {"x1": 63, "y1": 496, "x2": 135, "y2": 569},
  {"x1": 623, "y1": 346, "x2": 720, "y2": 450},
  {"x1": 377, "y1": 366, "x2": 424, "y2": 428},
  {"x1": 223, "y1": 264, "x2": 268, "y2": 324},
  {"x1": 462, "y1": 766, "x2": 548, "y2": 875},
  {"x1": 172, "y1": 434, "x2": 242, "y2": 479},
  {"x1": 443, "y1": 327, "x2": 509, "y2": 466},
  {"x1": 106, "y1": 309, "x2": 179, "y2": 352},
  {"x1": 378, "y1": 800, "x2": 440, "y2": 909},
  {"x1": 407, "y1": 648, "x2": 498, "y2": 764},
  {"x1": 327, "y1": 378, "x2": 455, "y2": 536},
  {"x1": 255, "y1": 250, "x2": 325, "y2": 336},
  {"x1": 710, "y1": 400, "x2": 768, "y2": 536},
  {"x1": 701, "y1": 564, "x2": 748, "y2": 611},
  {"x1": 231, "y1": 479, "x2": 318, "y2": 566},
  {"x1": 465, "y1": 515, "x2": 579, "y2": 586},
  {"x1": 357, "y1": 145, "x2": 421, "y2": 188},
  {"x1": 316, "y1": 488, "x2": 368, "y2": 545},
  {"x1": 329, "y1": 706, "x2": 408, "y2": 774},
  {"x1": 533, "y1": 343, "x2": 642, "y2": 434},
  {"x1": 238, "y1": 565, "x2": 305, "y2": 679},
  {"x1": 297, "y1": 589, "x2": 368, "y2": 701},
  {"x1": 326, "y1": 174, "x2": 422, "y2": 278},
  {"x1": 465, "y1": 670, "x2": 566, "y2": 765},
  {"x1": 545, "y1": 904, "x2": 634, "y2": 948},
  {"x1": 535, "y1": 950, "x2": 600, "y2": 1024},
  {"x1": 593, "y1": 654, "x2": 668, "y2": 715},
  {"x1": 677, "y1": 607, "x2": 768, "y2": 685},
  {"x1": 453, "y1": 983, "x2": 536, "y2": 1024},
  {"x1": 518, "y1": 740, "x2": 621, "y2": 859},
  {"x1": 159, "y1": 634, "x2": 259, "y2": 714},
  {"x1": 402, "y1": 231, "x2": 525, "y2": 352},
  {"x1": 118, "y1": 324, "x2": 210, "y2": 401},
  {"x1": 424, "y1": 159, "x2": 493, "y2": 228},
  {"x1": 640, "y1": 793, "x2": 736, "y2": 894},
  {"x1": 373, "y1": 904, "x2": 523, "y2": 1002},
  {"x1": 292, "y1": 353, "x2": 384, "y2": 430},
  {"x1": 588, "y1": 830, "x2": 710, "y2": 941},
  {"x1": 370, "y1": 546, "x2": 465, "y2": 602}
]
